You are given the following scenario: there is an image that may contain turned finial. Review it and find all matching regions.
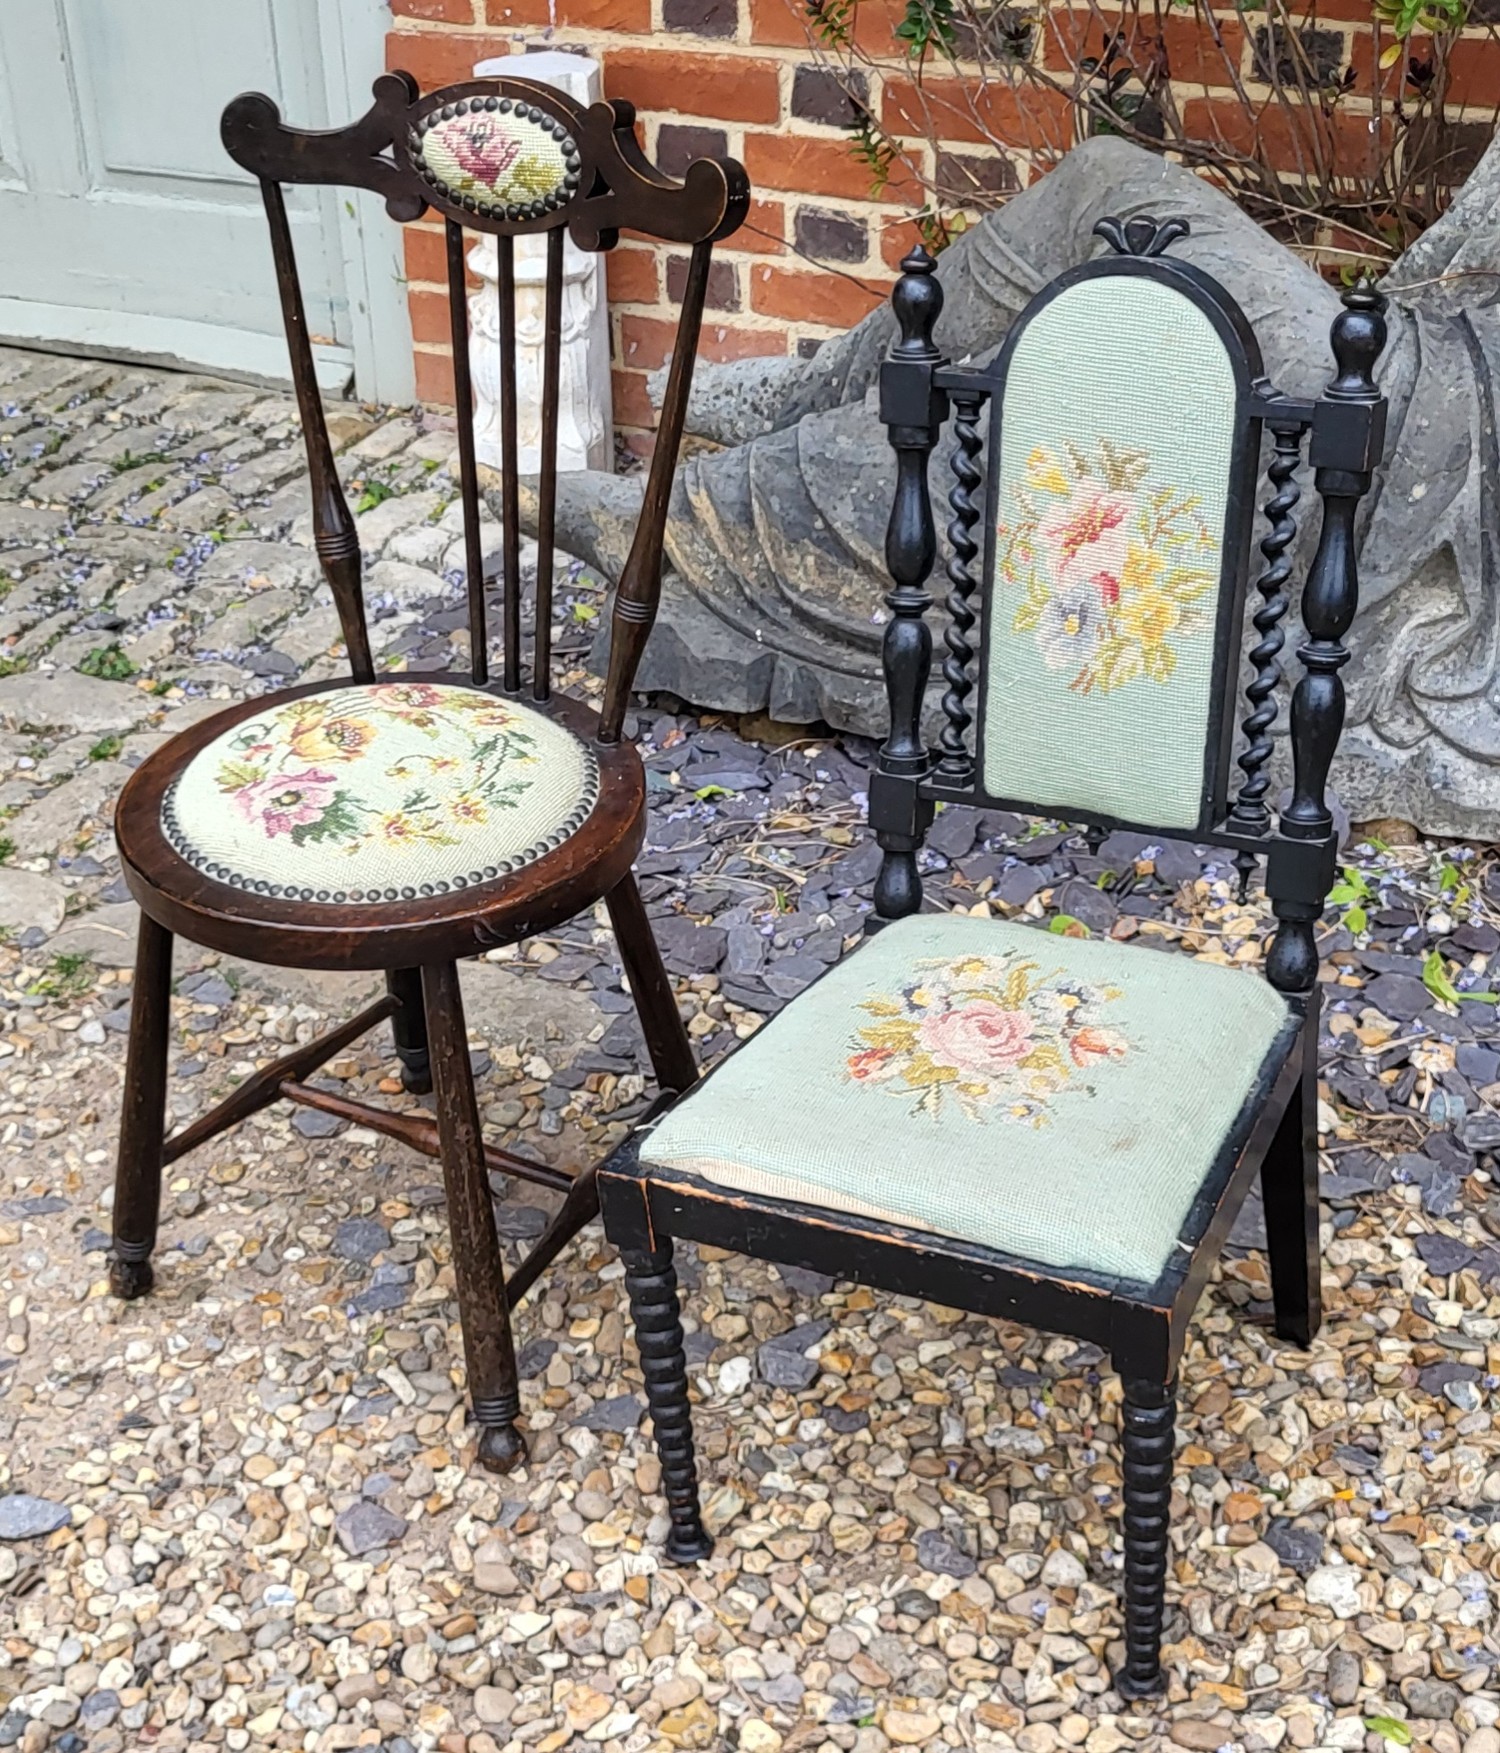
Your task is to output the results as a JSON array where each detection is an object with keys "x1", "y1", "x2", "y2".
[
  {"x1": 891, "y1": 246, "x2": 944, "y2": 363},
  {"x1": 1327, "y1": 279, "x2": 1387, "y2": 401}
]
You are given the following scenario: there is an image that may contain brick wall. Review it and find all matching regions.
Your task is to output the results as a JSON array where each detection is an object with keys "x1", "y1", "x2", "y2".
[{"x1": 388, "y1": 0, "x2": 1500, "y2": 440}]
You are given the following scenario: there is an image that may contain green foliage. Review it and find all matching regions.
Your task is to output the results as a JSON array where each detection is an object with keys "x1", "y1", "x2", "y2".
[
  {"x1": 1327, "y1": 866, "x2": 1373, "y2": 935},
  {"x1": 78, "y1": 644, "x2": 138, "y2": 682},
  {"x1": 87, "y1": 734, "x2": 123, "y2": 762},
  {"x1": 1422, "y1": 948, "x2": 1498, "y2": 1008},
  {"x1": 110, "y1": 448, "x2": 172, "y2": 475},
  {"x1": 895, "y1": 0, "x2": 957, "y2": 56},
  {"x1": 1364, "y1": 1719, "x2": 1413, "y2": 1747},
  {"x1": 355, "y1": 479, "x2": 396, "y2": 514},
  {"x1": 0, "y1": 836, "x2": 13, "y2": 866},
  {"x1": 26, "y1": 951, "x2": 94, "y2": 998},
  {"x1": 1372, "y1": 0, "x2": 1464, "y2": 40},
  {"x1": 0, "y1": 656, "x2": 25, "y2": 679},
  {"x1": 1048, "y1": 913, "x2": 1089, "y2": 937}
]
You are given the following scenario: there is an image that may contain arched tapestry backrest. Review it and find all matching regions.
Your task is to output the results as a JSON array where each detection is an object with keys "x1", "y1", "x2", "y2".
[{"x1": 979, "y1": 262, "x2": 1261, "y2": 833}]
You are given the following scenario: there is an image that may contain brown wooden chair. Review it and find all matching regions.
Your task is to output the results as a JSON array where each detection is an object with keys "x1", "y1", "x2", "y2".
[
  {"x1": 599, "y1": 222, "x2": 1388, "y2": 1695},
  {"x1": 106, "y1": 72, "x2": 746, "y2": 1472}
]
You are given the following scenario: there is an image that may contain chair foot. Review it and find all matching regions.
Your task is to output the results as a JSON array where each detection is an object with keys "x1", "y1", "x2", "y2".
[
  {"x1": 388, "y1": 967, "x2": 433, "y2": 1096},
  {"x1": 109, "y1": 1256, "x2": 155, "y2": 1301},
  {"x1": 476, "y1": 1418, "x2": 528, "y2": 1474},
  {"x1": 623, "y1": 1241, "x2": 712, "y2": 1563},
  {"x1": 1119, "y1": 1377, "x2": 1177, "y2": 1702}
]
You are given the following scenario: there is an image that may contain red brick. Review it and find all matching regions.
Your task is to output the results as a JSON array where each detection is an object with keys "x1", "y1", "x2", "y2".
[
  {"x1": 606, "y1": 246, "x2": 661, "y2": 304},
  {"x1": 408, "y1": 287, "x2": 458, "y2": 348},
  {"x1": 1043, "y1": 10, "x2": 1247, "y2": 86},
  {"x1": 737, "y1": 197, "x2": 787, "y2": 254},
  {"x1": 1443, "y1": 36, "x2": 1500, "y2": 107},
  {"x1": 749, "y1": 262, "x2": 887, "y2": 327},
  {"x1": 415, "y1": 347, "x2": 456, "y2": 405},
  {"x1": 696, "y1": 322, "x2": 790, "y2": 362},
  {"x1": 391, "y1": 0, "x2": 476, "y2": 19},
  {"x1": 387, "y1": 30, "x2": 519, "y2": 92},
  {"x1": 603, "y1": 47, "x2": 784, "y2": 124},
  {"x1": 404, "y1": 225, "x2": 449, "y2": 287},
  {"x1": 612, "y1": 366, "x2": 658, "y2": 430},
  {"x1": 882, "y1": 74, "x2": 1072, "y2": 154},
  {"x1": 744, "y1": 131, "x2": 889, "y2": 200},
  {"x1": 622, "y1": 311, "x2": 786, "y2": 366},
  {"x1": 485, "y1": 0, "x2": 650, "y2": 25},
  {"x1": 1181, "y1": 95, "x2": 1382, "y2": 181},
  {"x1": 748, "y1": 0, "x2": 808, "y2": 47}
]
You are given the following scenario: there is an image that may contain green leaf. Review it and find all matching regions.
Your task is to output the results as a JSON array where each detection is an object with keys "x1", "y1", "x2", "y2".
[
  {"x1": 1439, "y1": 862, "x2": 1462, "y2": 892},
  {"x1": 1344, "y1": 904, "x2": 1367, "y2": 934},
  {"x1": 1328, "y1": 883, "x2": 1360, "y2": 905},
  {"x1": 695, "y1": 784, "x2": 730, "y2": 801},
  {"x1": 1423, "y1": 949, "x2": 1463, "y2": 1006},
  {"x1": 1365, "y1": 1719, "x2": 1413, "y2": 1747},
  {"x1": 1049, "y1": 914, "x2": 1089, "y2": 937}
]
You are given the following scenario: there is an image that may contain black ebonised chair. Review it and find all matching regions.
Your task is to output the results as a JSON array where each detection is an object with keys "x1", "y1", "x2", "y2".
[
  {"x1": 598, "y1": 216, "x2": 1387, "y2": 1697},
  {"x1": 106, "y1": 73, "x2": 746, "y2": 1474}
]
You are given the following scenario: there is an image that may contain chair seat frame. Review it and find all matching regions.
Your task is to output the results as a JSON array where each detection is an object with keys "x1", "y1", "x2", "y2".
[{"x1": 597, "y1": 216, "x2": 1389, "y2": 1699}]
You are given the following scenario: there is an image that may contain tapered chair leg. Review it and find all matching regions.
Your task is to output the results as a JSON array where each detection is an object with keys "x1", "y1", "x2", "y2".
[
  {"x1": 1260, "y1": 1053, "x2": 1320, "y2": 1348},
  {"x1": 387, "y1": 967, "x2": 432, "y2": 1095},
  {"x1": 606, "y1": 874, "x2": 697, "y2": 1095},
  {"x1": 421, "y1": 961, "x2": 526, "y2": 1474},
  {"x1": 1118, "y1": 1377, "x2": 1177, "y2": 1700},
  {"x1": 506, "y1": 1164, "x2": 600, "y2": 1310},
  {"x1": 623, "y1": 1241, "x2": 711, "y2": 1563},
  {"x1": 110, "y1": 915, "x2": 174, "y2": 1300}
]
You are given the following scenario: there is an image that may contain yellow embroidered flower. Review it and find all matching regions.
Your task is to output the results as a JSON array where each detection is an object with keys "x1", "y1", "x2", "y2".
[
  {"x1": 378, "y1": 811, "x2": 421, "y2": 849},
  {"x1": 1118, "y1": 585, "x2": 1181, "y2": 648},
  {"x1": 1118, "y1": 542, "x2": 1165, "y2": 597},
  {"x1": 448, "y1": 792, "x2": 489, "y2": 827},
  {"x1": 289, "y1": 714, "x2": 375, "y2": 765},
  {"x1": 1025, "y1": 446, "x2": 1069, "y2": 494}
]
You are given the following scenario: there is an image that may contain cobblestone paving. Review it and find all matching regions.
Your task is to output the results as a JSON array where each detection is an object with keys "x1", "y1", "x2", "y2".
[{"x1": 3, "y1": 343, "x2": 1500, "y2": 1753}]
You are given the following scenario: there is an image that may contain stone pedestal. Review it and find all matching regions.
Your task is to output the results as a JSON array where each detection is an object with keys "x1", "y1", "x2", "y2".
[{"x1": 468, "y1": 52, "x2": 613, "y2": 475}]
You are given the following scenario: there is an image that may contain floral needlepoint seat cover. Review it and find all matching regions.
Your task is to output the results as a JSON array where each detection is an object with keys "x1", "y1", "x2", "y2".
[
  {"x1": 640, "y1": 913, "x2": 1295, "y2": 1283},
  {"x1": 164, "y1": 682, "x2": 598, "y2": 904}
]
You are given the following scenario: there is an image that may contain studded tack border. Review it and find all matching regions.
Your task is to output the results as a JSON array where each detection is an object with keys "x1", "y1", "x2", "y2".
[
  {"x1": 408, "y1": 95, "x2": 583, "y2": 224},
  {"x1": 159, "y1": 753, "x2": 601, "y2": 907}
]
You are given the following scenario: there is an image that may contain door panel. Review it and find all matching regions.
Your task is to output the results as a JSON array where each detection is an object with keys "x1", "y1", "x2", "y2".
[{"x1": 0, "y1": 0, "x2": 357, "y2": 384}]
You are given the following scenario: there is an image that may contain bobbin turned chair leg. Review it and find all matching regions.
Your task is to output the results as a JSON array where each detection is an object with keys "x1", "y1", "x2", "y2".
[
  {"x1": 623, "y1": 1240, "x2": 711, "y2": 1563},
  {"x1": 386, "y1": 967, "x2": 432, "y2": 1095},
  {"x1": 110, "y1": 914, "x2": 174, "y2": 1301},
  {"x1": 1117, "y1": 1377, "x2": 1177, "y2": 1700},
  {"x1": 422, "y1": 960, "x2": 526, "y2": 1473}
]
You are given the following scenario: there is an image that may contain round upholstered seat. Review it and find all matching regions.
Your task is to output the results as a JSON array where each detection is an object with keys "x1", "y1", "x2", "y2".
[{"x1": 162, "y1": 680, "x2": 598, "y2": 904}]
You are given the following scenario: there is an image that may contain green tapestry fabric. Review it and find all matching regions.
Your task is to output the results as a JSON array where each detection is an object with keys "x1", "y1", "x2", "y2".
[
  {"x1": 641, "y1": 914, "x2": 1293, "y2": 1284},
  {"x1": 983, "y1": 275, "x2": 1238, "y2": 830},
  {"x1": 165, "y1": 681, "x2": 597, "y2": 904}
]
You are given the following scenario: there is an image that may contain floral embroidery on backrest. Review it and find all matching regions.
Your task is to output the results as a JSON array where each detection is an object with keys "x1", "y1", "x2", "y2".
[
  {"x1": 216, "y1": 683, "x2": 539, "y2": 857},
  {"x1": 845, "y1": 951, "x2": 1128, "y2": 1124},
  {"x1": 980, "y1": 275, "x2": 1239, "y2": 829},
  {"x1": 1002, "y1": 438, "x2": 1219, "y2": 695}
]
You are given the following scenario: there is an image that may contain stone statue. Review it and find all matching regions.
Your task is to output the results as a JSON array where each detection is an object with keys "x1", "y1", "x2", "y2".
[{"x1": 505, "y1": 132, "x2": 1500, "y2": 838}]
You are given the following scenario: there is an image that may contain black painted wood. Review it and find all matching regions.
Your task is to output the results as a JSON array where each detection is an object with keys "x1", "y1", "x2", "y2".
[
  {"x1": 937, "y1": 384, "x2": 984, "y2": 786},
  {"x1": 109, "y1": 913, "x2": 174, "y2": 1300},
  {"x1": 598, "y1": 231, "x2": 1390, "y2": 1701},
  {"x1": 1230, "y1": 410, "x2": 1305, "y2": 898},
  {"x1": 1118, "y1": 1379, "x2": 1177, "y2": 1699},
  {"x1": 623, "y1": 1242, "x2": 712, "y2": 1563}
]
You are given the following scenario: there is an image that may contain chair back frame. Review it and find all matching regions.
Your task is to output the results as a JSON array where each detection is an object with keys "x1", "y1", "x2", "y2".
[
  {"x1": 872, "y1": 216, "x2": 1388, "y2": 999},
  {"x1": 221, "y1": 71, "x2": 748, "y2": 738}
]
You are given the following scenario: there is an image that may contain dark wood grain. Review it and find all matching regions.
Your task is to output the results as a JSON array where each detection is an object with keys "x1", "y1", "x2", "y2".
[
  {"x1": 532, "y1": 226, "x2": 565, "y2": 703},
  {"x1": 605, "y1": 872, "x2": 698, "y2": 1095},
  {"x1": 447, "y1": 217, "x2": 490, "y2": 689},
  {"x1": 423, "y1": 960, "x2": 526, "y2": 1472},
  {"x1": 108, "y1": 913, "x2": 174, "y2": 1300}
]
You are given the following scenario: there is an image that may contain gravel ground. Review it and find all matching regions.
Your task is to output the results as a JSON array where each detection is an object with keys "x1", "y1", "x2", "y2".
[{"x1": 3, "y1": 345, "x2": 1500, "y2": 1753}]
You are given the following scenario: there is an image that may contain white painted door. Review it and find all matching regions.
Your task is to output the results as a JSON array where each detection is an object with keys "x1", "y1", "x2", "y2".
[{"x1": 0, "y1": 0, "x2": 412, "y2": 399}]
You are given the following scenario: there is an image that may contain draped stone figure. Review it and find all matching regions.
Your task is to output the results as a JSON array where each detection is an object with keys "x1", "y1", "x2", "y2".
[{"x1": 501, "y1": 132, "x2": 1500, "y2": 838}]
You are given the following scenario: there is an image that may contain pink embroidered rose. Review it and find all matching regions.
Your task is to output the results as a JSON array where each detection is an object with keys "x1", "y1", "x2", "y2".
[
  {"x1": 233, "y1": 769, "x2": 339, "y2": 839},
  {"x1": 449, "y1": 118, "x2": 523, "y2": 190},
  {"x1": 1037, "y1": 486, "x2": 1134, "y2": 602},
  {"x1": 848, "y1": 1046, "x2": 896, "y2": 1081},
  {"x1": 1070, "y1": 1026, "x2": 1128, "y2": 1067},
  {"x1": 919, "y1": 1001, "x2": 1034, "y2": 1078}
]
